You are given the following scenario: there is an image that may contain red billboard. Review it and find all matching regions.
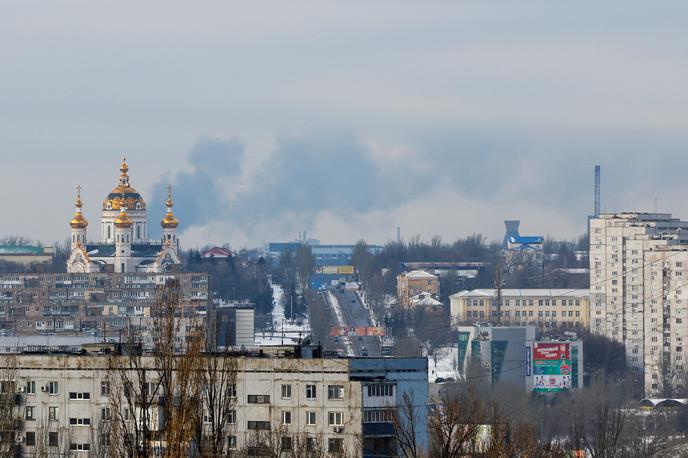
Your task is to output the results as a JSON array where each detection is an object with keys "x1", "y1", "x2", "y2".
[{"x1": 533, "y1": 343, "x2": 570, "y2": 361}]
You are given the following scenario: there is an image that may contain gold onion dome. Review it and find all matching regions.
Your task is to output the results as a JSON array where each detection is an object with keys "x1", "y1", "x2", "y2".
[
  {"x1": 161, "y1": 185, "x2": 179, "y2": 228},
  {"x1": 114, "y1": 206, "x2": 133, "y2": 228},
  {"x1": 102, "y1": 157, "x2": 146, "y2": 211},
  {"x1": 70, "y1": 186, "x2": 88, "y2": 228}
]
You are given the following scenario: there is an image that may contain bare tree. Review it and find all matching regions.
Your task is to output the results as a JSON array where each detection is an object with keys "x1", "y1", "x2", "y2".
[
  {"x1": 191, "y1": 321, "x2": 239, "y2": 457},
  {"x1": 568, "y1": 381, "x2": 627, "y2": 458},
  {"x1": 0, "y1": 355, "x2": 20, "y2": 458},
  {"x1": 392, "y1": 390, "x2": 424, "y2": 458},
  {"x1": 108, "y1": 279, "x2": 205, "y2": 458},
  {"x1": 428, "y1": 387, "x2": 486, "y2": 458}
]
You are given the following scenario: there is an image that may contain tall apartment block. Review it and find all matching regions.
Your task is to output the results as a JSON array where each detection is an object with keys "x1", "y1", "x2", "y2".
[{"x1": 589, "y1": 213, "x2": 688, "y2": 393}]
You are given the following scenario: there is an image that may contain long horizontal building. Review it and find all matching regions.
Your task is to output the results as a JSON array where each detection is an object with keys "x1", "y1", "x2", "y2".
[
  {"x1": 0, "y1": 272, "x2": 208, "y2": 335},
  {"x1": 450, "y1": 289, "x2": 590, "y2": 329},
  {"x1": 0, "y1": 345, "x2": 428, "y2": 457}
]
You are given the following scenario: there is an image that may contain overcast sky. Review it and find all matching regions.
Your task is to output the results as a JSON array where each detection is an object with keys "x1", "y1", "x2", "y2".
[{"x1": 2, "y1": 1, "x2": 688, "y2": 248}]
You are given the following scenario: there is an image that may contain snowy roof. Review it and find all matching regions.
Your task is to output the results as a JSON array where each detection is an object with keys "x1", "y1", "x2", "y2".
[
  {"x1": 414, "y1": 296, "x2": 443, "y2": 307},
  {"x1": 202, "y1": 247, "x2": 233, "y2": 258},
  {"x1": 405, "y1": 270, "x2": 438, "y2": 279},
  {"x1": 449, "y1": 289, "x2": 589, "y2": 299}
]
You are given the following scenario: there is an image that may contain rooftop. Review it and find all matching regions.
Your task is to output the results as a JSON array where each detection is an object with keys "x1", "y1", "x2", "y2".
[{"x1": 450, "y1": 288, "x2": 589, "y2": 299}]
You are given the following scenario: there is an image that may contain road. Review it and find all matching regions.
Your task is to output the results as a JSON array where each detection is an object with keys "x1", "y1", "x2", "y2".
[{"x1": 325, "y1": 286, "x2": 381, "y2": 357}]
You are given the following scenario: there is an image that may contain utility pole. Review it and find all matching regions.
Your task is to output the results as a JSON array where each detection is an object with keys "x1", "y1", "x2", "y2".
[{"x1": 494, "y1": 264, "x2": 503, "y2": 325}]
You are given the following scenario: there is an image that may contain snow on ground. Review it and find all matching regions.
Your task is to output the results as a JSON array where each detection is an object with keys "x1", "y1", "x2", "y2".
[
  {"x1": 426, "y1": 345, "x2": 459, "y2": 382},
  {"x1": 326, "y1": 291, "x2": 355, "y2": 356},
  {"x1": 254, "y1": 283, "x2": 310, "y2": 346}
]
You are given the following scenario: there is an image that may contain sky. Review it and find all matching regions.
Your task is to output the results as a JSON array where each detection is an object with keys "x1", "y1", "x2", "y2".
[{"x1": 2, "y1": 1, "x2": 688, "y2": 248}]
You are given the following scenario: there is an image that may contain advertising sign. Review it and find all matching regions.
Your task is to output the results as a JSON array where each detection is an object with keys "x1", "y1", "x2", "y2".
[
  {"x1": 329, "y1": 326, "x2": 385, "y2": 337},
  {"x1": 338, "y1": 266, "x2": 355, "y2": 275},
  {"x1": 533, "y1": 342, "x2": 571, "y2": 392}
]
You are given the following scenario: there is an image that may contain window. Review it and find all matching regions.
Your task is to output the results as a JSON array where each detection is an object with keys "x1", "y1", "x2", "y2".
[
  {"x1": 69, "y1": 392, "x2": 90, "y2": 400},
  {"x1": 48, "y1": 432, "x2": 59, "y2": 447},
  {"x1": 328, "y1": 385, "x2": 344, "y2": 400},
  {"x1": 328, "y1": 438, "x2": 344, "y2": 454},
  {"x1": 26, "y1": 380, "x2": 35, "y2": 395},
  {"x1": 306, "y1": 437, "x2": 319, "y2": 452},
  {"x1": 363, "y1": 409, "x2": 394, "y2": 423},
  {"x1": 328, "y1": 411, "x2": 344, "y2": 426},
  {"x1": 281, "y1": 436, "x2": 292, "y2": 451},
  {"x1": 49, "y1": 406, "x2": 58, "y2": 421},
  {"x1": 247, "y1": 421, "x2": 271, "y2": 430},
  {"x1": 101, "y1": 382, "x2": 110, "y2": 397},
  {"x1": 25, "y1": 406, "x2": 35, "y2": 421},
  {"x1": 306, "y1": 411, "x2": 316, "y2": 425},
  {"x1": 229, "y1": 384, "x2": 237, "y2": 398},
  {"x1": 101, "y1": 407, "x2": 111, "y2": 421},
  {"x1": 227, "y1": 410, "x2": 236, "y2": 424},
  {"x1": 26, "y1": 432, "x2": 35, "y2": 447},
  {"x1": 282, "y1": 411, "x2": 292, "y2": 425},
  {"x1": 69, "y1": 443, "x2": 91, "y2": 451},
  {"x1": 100, "y1": 432, "x2": 110, "y2": 447},
  {"x1": 367, "y1": 384, "x2": 394, "y2": 397},
  {"x1": 48, "y1": 381, "x2": 59, "y2": 395},
  {"x1": 247, "y1": 395, "x2": 270, "y2": 404},
  {"x1": 228, "y1": 435, "x2": 237, "y2": 450},
  {"x1": 281, "y1": 384, "x2": 292, "y2": 399},
  {"x1": 69, "y1": 418, "x2": 91, "y2": 426}
]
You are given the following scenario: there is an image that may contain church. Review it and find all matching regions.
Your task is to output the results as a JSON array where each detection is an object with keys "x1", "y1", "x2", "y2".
[{"x1": 66, "y1": 158, "x2": 182, "y2": 273}]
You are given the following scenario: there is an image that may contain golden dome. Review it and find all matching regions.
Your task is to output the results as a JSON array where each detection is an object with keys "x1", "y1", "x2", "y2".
[
  {"x1": 102, "y1": 157, "x2": 146, "y2": 211},
  {"x1": 114, "y1": 206, "x2": 133, "y2": 228},
  {"x1": 161, "y1": 185, "x2": 179, "y2": 228},
  {"x1": 70, "y1": 185, "x2": 88, "y2": 229}
]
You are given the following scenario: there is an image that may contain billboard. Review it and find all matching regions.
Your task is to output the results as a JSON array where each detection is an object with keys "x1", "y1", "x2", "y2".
[
  {"x1": 328, "y1": 326, "x2": 385, "y2": 337},
  {"x1": 338, "y1": 266, "x2": 355, "y2": 275},
  {"x1": 533, "y1": 342, "x2": 571, "y2": 392}
]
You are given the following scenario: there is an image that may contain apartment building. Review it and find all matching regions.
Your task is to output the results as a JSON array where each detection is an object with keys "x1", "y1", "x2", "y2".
[
  {"x1": 0, "y1": 272, "x2": 208, "y2": 335},
  {"x1": 0, "y1": 346, "x2": 428, "y2": 457},
  {"x1": 450, "y1": 289, "x2": 589, "y2": 329},
  {"x1": 589, "y1": 213, "x2": 688, "y2": 392},
  {"x1": 396, "y1": 270, "x2": 439, "y2": 308}
]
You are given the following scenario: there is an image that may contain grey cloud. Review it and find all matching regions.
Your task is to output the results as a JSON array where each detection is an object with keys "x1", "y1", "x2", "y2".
[
  {"x1": 151, "y1": 129, "x2": 688, "y2": 245},
  {"x1": 149, "y1": 137, "x2": 244, "y2": 237}
]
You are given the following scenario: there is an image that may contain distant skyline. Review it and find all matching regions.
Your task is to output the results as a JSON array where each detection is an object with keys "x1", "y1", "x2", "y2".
[{"x1": 2, "y1": 1, "x2": 688, "y2": 248}]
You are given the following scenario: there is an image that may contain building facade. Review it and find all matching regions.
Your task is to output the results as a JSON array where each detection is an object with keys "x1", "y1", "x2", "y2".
[
  {"x1": 0, "y1": 246, "x2": 54, "y2": 267},
  {"x1": 396, "y1": 271, "x2": 440, "y2": 308},
  {"x1": 456, "y1": 324, "x2": 584, "y2": 393},
  {"x1": 66, "y1": 159, "x2": 181, "y2": 274},
  {"x1": 0, "y1": 348, "x2": 428, "y2": 457},
  {"x1": 589, "y1": 213, "x2": 688, "y2": 393},
  {"x1": 0, "y1": 272, "x2": 208, "y2": 335},
  {"x1": 450, "y1": 289, "x2": 589, "y2": 329}
]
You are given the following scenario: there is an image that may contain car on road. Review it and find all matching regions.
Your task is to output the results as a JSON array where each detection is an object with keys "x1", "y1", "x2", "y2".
[
  {"x1": 361, "y1": 345, "x2": 367, "y2": 351},
  {"x1": 357, "y1": 336, "x2": 363, "y2": 342},
  {"x1": 361, "y1": 351, "x2": 368, "y2": 356}
]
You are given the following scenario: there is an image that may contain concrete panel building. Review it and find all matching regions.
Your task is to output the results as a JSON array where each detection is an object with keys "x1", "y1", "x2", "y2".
[
  {"x1": 0, "y1": 346, "x2": 428, "y2": 457},
  {"x1": 589, "y1": 212, "x2": 688, "y2": 394},
  {"x1": 0, "y1": 272, "x2": 208, "y2": 335}
]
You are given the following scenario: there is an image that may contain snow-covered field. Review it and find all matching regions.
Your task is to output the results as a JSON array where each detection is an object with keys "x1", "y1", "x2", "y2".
[{"x1": 254, "y1": 283, "x2": 310, "y2": 346}]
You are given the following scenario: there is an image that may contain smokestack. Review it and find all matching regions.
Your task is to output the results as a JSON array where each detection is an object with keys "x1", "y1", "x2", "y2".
[
  {"x1": 594, "y1": 165, "x2": 601, "y2": 218},
  {"x1": 396, "y1": 226, "x2": 401, "y2": 244}
]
